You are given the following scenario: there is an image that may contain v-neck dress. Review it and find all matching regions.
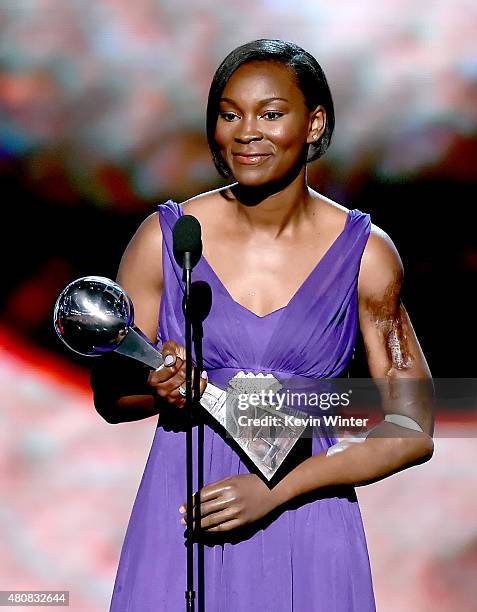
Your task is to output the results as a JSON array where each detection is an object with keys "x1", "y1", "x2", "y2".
[{"x1": 109, "y1": 199, "x2": 376, "y2": 611}]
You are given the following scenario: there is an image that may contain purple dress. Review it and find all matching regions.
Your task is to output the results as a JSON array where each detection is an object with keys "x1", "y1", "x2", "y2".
[{"x1": 109, "y1": 200, "x2": 376, "y2": 611}]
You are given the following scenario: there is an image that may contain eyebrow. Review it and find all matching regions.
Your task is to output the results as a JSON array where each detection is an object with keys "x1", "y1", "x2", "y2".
[{"x1": 219, "y1": 96, "x2": 289, "y2": 105}]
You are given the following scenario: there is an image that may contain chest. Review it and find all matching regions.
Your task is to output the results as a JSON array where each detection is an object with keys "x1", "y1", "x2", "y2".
[{"x1": 201, "y1": 233, "x2": 339, "y2": 318}]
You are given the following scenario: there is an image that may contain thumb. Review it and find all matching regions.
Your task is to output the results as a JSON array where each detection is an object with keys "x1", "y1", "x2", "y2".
[
  {"x1": 161, "y1": 340, "x2": 184, "y2": 365},
  {"x1": 199, "y1": 370, "x2": 208, "y2": 396}
]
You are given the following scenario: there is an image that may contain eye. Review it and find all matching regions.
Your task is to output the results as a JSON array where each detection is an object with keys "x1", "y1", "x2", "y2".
[
  {"x1": 219, "y1": 111, "x2": 240, "y2": 122},
  {"x1": 262, "y1": 111, "x2": 284, "y2": 120}
]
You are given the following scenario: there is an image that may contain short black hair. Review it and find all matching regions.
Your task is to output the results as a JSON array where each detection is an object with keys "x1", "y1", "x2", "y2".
[{"x1": 206, "y1": 39, "x2": 335, "y2": 178}]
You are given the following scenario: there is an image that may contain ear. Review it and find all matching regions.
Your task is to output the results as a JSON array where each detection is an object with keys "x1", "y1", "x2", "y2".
[{"x1": 306, "y1": 105, "x2": 326, "y2": 145}]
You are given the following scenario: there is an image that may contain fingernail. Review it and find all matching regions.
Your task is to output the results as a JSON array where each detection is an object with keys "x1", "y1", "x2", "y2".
[
  {"x1": 164, "y1": 354, "x2": 175, "y2": 366},
  {"x1": 201, "y1": 370, "x2": 208, "y2": 379},
  {"x1": 179, "y1": 505, "x2": 185, "y2": 514}
]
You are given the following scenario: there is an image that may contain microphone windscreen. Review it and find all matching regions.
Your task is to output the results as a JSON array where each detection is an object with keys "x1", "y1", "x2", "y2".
[{"x1": 172, "y1": 215, "x2": 202, "y2": 268}]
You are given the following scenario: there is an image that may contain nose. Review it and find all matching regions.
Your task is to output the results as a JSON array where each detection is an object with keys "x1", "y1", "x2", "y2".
[{"x1": 234, "y1": 115, "x2": 263, "y2": 144}]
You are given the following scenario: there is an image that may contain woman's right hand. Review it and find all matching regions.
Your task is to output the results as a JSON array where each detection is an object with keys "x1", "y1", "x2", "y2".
[{"x1": 147, "y1": 339, "x2": 208, "y2": 408}]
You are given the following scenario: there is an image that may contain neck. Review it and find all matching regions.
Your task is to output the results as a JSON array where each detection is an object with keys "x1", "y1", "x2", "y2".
[{"x1": 227, "y1": 167, "x2": 315, "y2": 237}]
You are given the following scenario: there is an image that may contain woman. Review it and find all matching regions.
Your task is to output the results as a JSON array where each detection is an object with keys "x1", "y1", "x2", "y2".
[{"x1": 93, "y1": 39, "x2": 434, "y2": 611}]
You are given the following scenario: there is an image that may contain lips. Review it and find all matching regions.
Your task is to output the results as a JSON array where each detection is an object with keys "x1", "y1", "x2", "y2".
[{"x1": 232, "y1": 152, "x2": 272, "y2": 165}]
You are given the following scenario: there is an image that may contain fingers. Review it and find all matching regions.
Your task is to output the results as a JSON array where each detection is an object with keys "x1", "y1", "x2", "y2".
[
  {"x1": 195, "y1": 497, "x2": 230, "y2": 520},
  {"x1": 196, "y1": 479, "x2": 232, "y2": 504},
  {"x1": 149, "y1": 351, "x2": 181, "y2": 385},
  {"x1": 206, "y1": 518, "x2": 242, "y2": 532},
  {"x1": 147, "y1": 341, "x2": 185, "y2": 407},
  {"x1": 147, "y1": 340, "x2": 208, "y2": 408},
  {"x1": 197, "y1": 506, "x2": 237, "y2": 530},
  {"x1": 182, "y1": 509, "x2": 242, "y2": 532},
  {"x1": 162, "y1": 339, "x2": 184, "y2": 363},
  {"x1": 148, "y1": 359, "x2": 185, "y2": 407},
  {"x1": 181, "y1": 503, "x2": 238, "y2": 530},
  {"x1": 149, "y1": 364, "x2": 183, "y2": 389},
  {"x1": 180, "y1": 479, "x2": 232, "y2": 515},
  {"x1": 180, "y1": 479, "x2": 243, "y2": 531}
]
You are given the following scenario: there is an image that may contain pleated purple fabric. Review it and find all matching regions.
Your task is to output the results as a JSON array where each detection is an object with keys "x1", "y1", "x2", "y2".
[{"x1": 109, "y1": 200, "x2": 376, "y2": 611}]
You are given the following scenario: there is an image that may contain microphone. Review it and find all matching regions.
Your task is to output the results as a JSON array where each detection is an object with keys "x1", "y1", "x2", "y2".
[{"x1": 172, "y1": 215, "x2": 202, "y2": 273}]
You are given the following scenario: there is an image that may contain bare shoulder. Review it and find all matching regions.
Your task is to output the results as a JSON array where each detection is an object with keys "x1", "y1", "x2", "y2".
[
  {"x1": 117, "y1": 211, "x2": 163, "y2": 288},
  {"x1": 122, "y1": 211, "x2": 163, "y2": 260},
  {"x1": 114, "y1": 211, "x2": 164, "y2": 340},
  {"x1": 180, "y1": 187, "x2": 240, "y2": 244},
  {"x1": 358, "y1": 223, "x2": 404, "y2": 304},
  {"x1": 181, "y1": 186, "x2": 230, "y2": 219},
  {"x1": 309, "y1": 190, "x2": 350, "y2": 233},
  {"x1": 136, "y1": 210, "x2": 163, "y2": 241}
]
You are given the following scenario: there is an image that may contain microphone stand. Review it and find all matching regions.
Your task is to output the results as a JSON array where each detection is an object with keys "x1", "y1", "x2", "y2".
[
  {"x1": 192, "y1": 358, "x2": 204, "y2": 612},
  {"x1": 184, "y1": 279, "x2": 210, "y2": 612},
  {"x1": 191, "y1": 285, "x2": 207, "y2": 612},
  {"x1": 182, "y1": 252, "x2": 196, "y2": 612},
  {"x1": 174, "y1": 216, "x2": 203, "y2": 612}
]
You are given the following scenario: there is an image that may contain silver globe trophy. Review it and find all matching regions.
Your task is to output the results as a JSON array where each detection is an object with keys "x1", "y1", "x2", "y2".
[
  {"x1": 54, "y1": 276, "x2": 165, "y2": 369},
  {"x1": 54, "y1": 276, "x2": 306, "y2": 480}
]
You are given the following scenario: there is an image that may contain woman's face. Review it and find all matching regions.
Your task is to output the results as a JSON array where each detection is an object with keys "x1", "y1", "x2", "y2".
[{"x1": 214, "y1": 60, "x2": 323, "y2": 187}]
